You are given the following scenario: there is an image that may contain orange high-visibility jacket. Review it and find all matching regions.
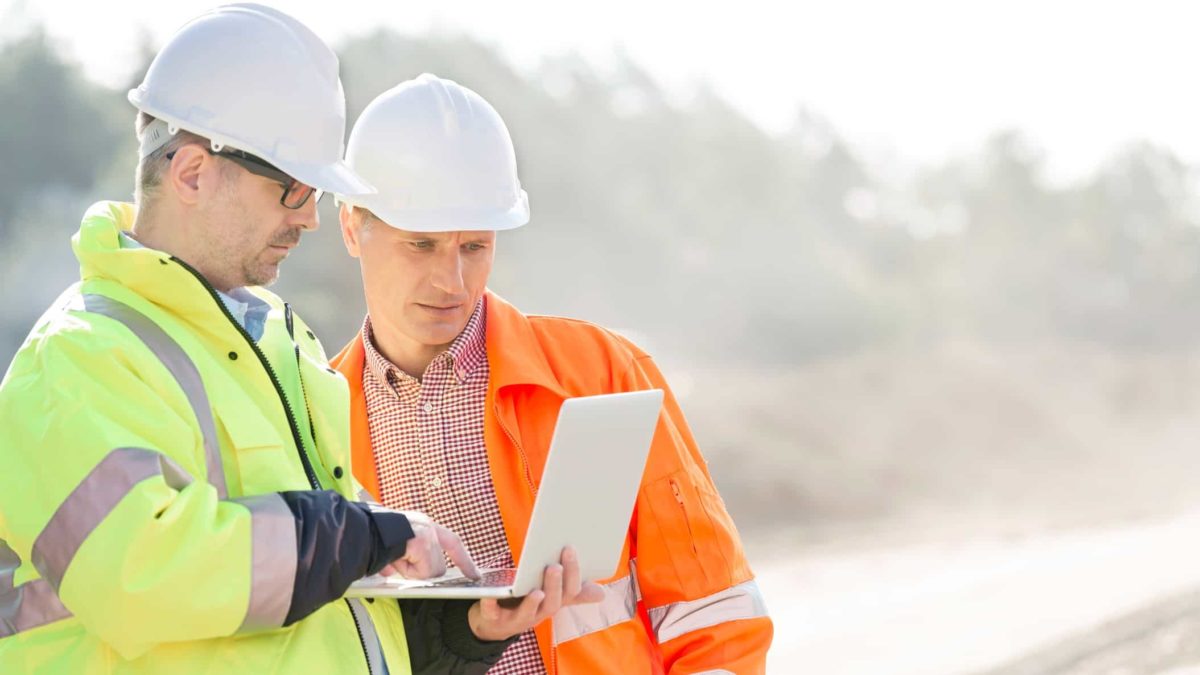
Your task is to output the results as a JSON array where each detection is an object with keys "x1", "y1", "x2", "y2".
[{"x1": 332, "y1": 291, "x2": 772, "y2": 674}]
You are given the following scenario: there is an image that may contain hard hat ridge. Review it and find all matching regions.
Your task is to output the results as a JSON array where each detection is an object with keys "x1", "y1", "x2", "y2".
[
  {"x1": 339, "y1": 73, "x2": 530, "y2": 232},
  {"x1": 128, "y1": 3, "x2": 373, "y2": 196}
]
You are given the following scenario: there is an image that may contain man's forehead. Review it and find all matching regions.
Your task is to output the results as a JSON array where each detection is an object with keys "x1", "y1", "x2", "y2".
[{"x1": 389, "y1": 226, "x2": 497, "y2": 241}]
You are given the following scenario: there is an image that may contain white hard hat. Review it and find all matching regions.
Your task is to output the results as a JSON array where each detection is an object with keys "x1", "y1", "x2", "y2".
[
  {"x1": 338, "y1": 73, "x2": 530, "y2": 232},
  {"x1": 128, "y1": 3, "x2": 373, "y2": 196}
]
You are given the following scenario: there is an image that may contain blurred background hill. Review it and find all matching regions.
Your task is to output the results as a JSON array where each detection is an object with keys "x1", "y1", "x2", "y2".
[{"x1": 5, "y1": 18, "x2": 1200, "y2": 554}]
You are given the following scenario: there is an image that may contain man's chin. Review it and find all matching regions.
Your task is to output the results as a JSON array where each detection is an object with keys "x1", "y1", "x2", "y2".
[
  {"x1": 242, "y1": 263, "x2": 282, "y2": 288},
  {"x1": 410, "y1": 320, "x2": 469, "y2": 347}
]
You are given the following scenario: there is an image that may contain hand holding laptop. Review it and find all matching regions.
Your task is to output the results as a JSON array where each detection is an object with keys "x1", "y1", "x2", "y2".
[{"x1": 468, "y1": 546, "x2": 605, "y2": 641}]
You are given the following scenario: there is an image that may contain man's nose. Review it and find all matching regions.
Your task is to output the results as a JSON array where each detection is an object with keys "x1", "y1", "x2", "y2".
[
  {"x1": 430, "y1": 252, "x2": 466, "y2": 294},
  {"x1": 289, "y1": 191, "x2": 321, "y2": 232}
]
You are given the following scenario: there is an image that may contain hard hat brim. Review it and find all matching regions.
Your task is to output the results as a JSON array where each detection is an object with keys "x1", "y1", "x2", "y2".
[
  {"x1": 340, "y1": 190, "x2": 530, "y2": 233},
  {"x1": 284, "y1": 159, "x2": 376, "y2": 197},
  {"x1": 130, "y1": 89, "x2": 377, "y2": 197}
]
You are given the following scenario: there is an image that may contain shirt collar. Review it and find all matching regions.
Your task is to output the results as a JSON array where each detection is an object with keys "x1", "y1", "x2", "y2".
[
  {"x1": 362, "y1": 297, "x2": 488, "y2": 388},
  {"x1": 118, "y1": 231, "x2": 270, "y2": 342}
]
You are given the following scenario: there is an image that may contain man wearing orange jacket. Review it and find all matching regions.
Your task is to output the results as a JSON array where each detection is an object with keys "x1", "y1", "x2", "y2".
[{"x1": 330, "y1": 74, "x2": 773, "y2": 673}]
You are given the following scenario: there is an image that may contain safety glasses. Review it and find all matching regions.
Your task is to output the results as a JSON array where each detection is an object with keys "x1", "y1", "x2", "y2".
[{"x1": 166, "y1": 146, "x2": 322, "y2": 209}]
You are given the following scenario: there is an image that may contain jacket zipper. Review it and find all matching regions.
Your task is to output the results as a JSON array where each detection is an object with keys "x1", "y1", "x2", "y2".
[
  {"x1": 171, "y1": 257, "x2": 376, "y2": 675},
  {"x1": 494, "y1": 400, "x2": 538, "y2": 495},
  {"x1": 669, "y1": 479, "x2": 700, "y2": 555},
  {"x1": 346, "y1": 599, "x2": 376, "y2": 675},
  {"x1": 171, "y1": 257, "x2": 321, "y2": 489},
  {"x1": 495, "y1": 396, "x2": 550, "y2": 673},
  {"x1": 284, "y1": 304, "x2": 319, "y2": 446}
]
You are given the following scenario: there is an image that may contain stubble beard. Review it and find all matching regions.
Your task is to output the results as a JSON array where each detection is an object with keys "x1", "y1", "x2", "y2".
[
  {"x1": 244, "y1": 226, "x2": 303, "y2": 287},
  {"x1": 241, "y1": 249, "x2": 282, "y2": 287},
  {"x1": 207, "y1": 187, "x2": 301, "y2": 289}
]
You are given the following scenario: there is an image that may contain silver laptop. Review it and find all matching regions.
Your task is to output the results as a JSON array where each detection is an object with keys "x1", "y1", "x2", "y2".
[{"x1": 345, "y1": 389, "x2": 664, "y2": 599}]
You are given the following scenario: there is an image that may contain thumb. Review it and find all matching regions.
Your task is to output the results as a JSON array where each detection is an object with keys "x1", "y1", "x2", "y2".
[
  {"x1": 576, "y1": 581, "x2": 605, "y2": 604},
  {"x1": 479, "y1": 598, "x2": 502, "y2": 621}
]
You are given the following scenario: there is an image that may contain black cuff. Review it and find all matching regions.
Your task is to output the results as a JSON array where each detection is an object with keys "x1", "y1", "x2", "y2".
[
  {"x1": 365, "y1": 507, "x2": 415, "y2": 575},
  {"x1": 440, "y1": 600, "x2": 519, "y2": 662},
  {"x1": 400, "y1": 599, "x2": 517, "y2": 673}
]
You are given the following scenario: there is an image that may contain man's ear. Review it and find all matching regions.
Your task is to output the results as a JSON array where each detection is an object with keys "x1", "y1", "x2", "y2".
[
  {"x1": 339, "y1": 204, "x2": 362, "y2": 258},
  {"x1": 167, "y1": 143, "x2": 211, "y2": 207}
]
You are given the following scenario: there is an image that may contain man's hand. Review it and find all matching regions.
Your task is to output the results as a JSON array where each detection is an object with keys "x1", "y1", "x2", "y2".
[
  {"x1": 378, "y1": 511, "x2": 480, "y2": 580},
  {"x1": 467, "y1": 547, "x2": 605, "y2": 642}
]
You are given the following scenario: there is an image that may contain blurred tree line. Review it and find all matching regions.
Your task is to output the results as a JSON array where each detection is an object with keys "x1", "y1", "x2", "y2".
[
  {"x1": 10, "y1": 25, "x2": 1200, "y2": 538},
  {"x1": 2, "y1": 26, "x2": 1199, "y2": 370}
]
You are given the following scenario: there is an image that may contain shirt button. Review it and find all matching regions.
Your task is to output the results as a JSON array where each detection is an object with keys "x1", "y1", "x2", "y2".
[
  {"x1": 422, "y1": 403, "x2": 434, "y2": 413},
  {"x1": 431, "y1": 477, "x2": 444, "y2": 488}
]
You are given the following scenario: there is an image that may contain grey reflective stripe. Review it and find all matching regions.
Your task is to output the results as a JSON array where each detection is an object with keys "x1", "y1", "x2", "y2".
[
  {"x1": 346, "y1": 598, "x2": 385, "y2": 675},
  {"x1": 0, "y1": 540, "x2": 16, "y2": 596},
  {"x1": 31, "y1": 448, "x2": 186, "y2": 590},
  {"x1": 1, "y1": 540, "x2": 72, "y2": 638},
  {"x1": 0, "y1": 578, "x2": 72, "y2": 638},
  {"x1": 553, "y1": 572, "x2": 640, "y2": 644},
  {"x1": 5, "y1": 448, "x2": 191, "y2": 638},
  {"x1": 81, "y1": 293, "x2": 227, "y2": 499},
  {"x1": 357, "y1": 489, "x2": 374, "y2": 504},
  {"x1": 233, "y1": 494, "x2": 298, "y2": 631},
  {"x1": 648, "y1": 580, "x2": 769, "y2": 644}
]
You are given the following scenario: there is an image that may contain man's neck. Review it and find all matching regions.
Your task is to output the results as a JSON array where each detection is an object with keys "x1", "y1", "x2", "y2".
[
  {"x1": 129, "y1": 208, "x2": 176, "y2": 255},
  {"x1": 131, "y1": 211, "x2": 234, "y2": 293},
  {"x1": 369, "y1": 323, "x2": 447, "y2": 381}
]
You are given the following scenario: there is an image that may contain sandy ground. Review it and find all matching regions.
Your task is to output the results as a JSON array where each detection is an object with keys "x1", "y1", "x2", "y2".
[
  {"x1": 754, "y1": 509, "x2": 1200, "y2": 674},
  {"x1": 981, "y1": 588, "x2": 1200, "y2": 674}
]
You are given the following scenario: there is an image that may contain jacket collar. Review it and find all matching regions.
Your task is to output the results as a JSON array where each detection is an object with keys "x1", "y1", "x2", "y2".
[
  {"x1": 332, "y1": 290, "x2": 568, "y2": 399},
  {"x1": 481, "y1": 291, "x2": 568, "y2": 398},
  {"x1": 73, "y1": 200, "x2": 280, "y2": 341}
]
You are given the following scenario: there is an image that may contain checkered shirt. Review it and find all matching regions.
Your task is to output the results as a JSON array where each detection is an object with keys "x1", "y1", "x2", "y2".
[{"x1": 362, "y1": 299, "x2": 545, "y2": 674}]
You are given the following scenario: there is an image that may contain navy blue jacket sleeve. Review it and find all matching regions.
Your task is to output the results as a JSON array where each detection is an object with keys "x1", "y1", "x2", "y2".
[{"x1": 279, "y1": 490, "x2": 414, "y2": 625}]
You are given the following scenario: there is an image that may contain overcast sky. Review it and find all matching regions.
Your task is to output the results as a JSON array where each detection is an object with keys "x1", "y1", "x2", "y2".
[{"x1": 7, "y1": 0, "x2": 1199, "y2": 184}]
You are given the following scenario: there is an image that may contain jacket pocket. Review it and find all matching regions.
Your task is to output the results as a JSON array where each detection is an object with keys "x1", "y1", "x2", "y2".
[
  {"x1": 208, "y1": 375, "x2": 307, "y2": 495},
  {"x1": 645, "y1": 469, "x2": 735, "y2": 597}
]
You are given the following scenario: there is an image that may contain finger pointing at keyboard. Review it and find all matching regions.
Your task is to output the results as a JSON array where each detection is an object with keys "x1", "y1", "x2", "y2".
[{"x1": 378, "y1": 511, "x2": 481, "y2": 581}]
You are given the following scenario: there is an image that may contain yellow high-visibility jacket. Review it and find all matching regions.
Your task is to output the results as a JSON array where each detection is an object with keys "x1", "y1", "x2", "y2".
[{"x1": 0, "y1": 201, "x2": 412, "y2": 673}]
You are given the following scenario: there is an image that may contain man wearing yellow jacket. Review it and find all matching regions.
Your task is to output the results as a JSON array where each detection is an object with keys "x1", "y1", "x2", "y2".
[
  {"x1": 0, "y1": 6, "x2": 595, "y2": 674},
  {"x1": 331, "y1": 74, "x2": 773, "y2": 673}
]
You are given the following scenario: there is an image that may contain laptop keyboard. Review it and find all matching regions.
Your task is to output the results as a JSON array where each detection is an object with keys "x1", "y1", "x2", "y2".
[{"x1": 429, "y1": 568, "x2": 517, "y2": 588}]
